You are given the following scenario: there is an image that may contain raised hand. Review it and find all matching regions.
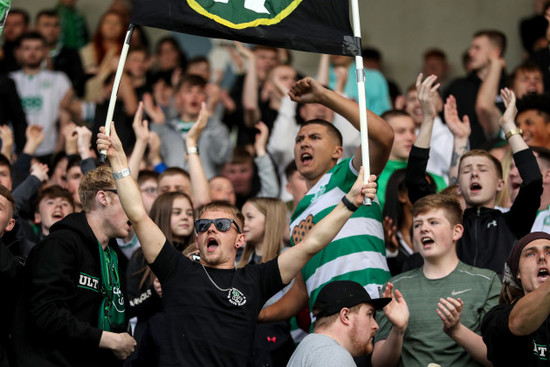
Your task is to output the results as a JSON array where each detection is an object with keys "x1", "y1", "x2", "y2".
[
  {"x1": 132, "y1": 101, "x2": 149, "y2": 144},
  {"x1": 143, "y1": 93, "x2": 166, "y2": 124},
  {"x1": 346, "y1": 167, "x2": 377, "y2": 208},
  {"x1": 382, "y1": 282, "x2": 409, "y2": 332},
  {"x1": 444, "y1": 95, "x2": 471, "y2": 140},
  {"x1": 186, "y1": 102, "x2": 208, "y2": 148},
  {"x1": 499, "y1": 88, "x2": 518, "y2": 128},
  {"x1": 288, "y1": 77, "x2": 327, "y2": 104},
  {"x1": 416, "y1": 73, "x2": 440, "y2": 120}
]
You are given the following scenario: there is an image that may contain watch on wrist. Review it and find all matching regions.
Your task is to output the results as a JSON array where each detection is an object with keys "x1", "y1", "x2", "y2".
[
  {"x1": 112, "y1": 167, "x2": 131, "y2": 180},
  {"x1": 186, "y1": 146, "x2": 199, "y2": 155},
  {"x1": 504, "y1": 128, "x2": 523, "y2": 140}
]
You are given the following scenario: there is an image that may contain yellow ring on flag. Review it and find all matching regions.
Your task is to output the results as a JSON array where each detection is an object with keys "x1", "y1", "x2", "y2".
[{"x1": 187, "y1": 0, "x2": 303, "y2": 29}]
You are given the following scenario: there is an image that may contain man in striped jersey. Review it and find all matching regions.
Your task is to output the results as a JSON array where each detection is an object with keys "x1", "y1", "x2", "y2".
[{"x1": 259, "y1": 76, "x2": 394, "y2": 334}]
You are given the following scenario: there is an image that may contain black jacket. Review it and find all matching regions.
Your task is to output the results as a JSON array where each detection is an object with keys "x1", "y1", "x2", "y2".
[
  {"x1": 406, "y1": 147, "x2": 542, "y2": 278},
  {"x1": 12, "y1": 212, "x2": 128, "y2": 367}
]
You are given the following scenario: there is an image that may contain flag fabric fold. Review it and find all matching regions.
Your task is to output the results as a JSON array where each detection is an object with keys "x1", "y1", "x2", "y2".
[{"x1": 131, "y1": 0, "x2": 358, "y2": 56}]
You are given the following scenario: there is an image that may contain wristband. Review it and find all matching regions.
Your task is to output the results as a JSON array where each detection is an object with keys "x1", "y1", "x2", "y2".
[
  {"x1": 341, "y1": 196, "x2": 358, "y2": 212},
  {"x1": 112, "y1": 167, "x2": 131, "y2": 180},
  {"x1": 505, "y1": 128, "x2": 523, "y2": 140},
  {"x1": 186, "y1": 146, "x2": 199, "y2": 155}
]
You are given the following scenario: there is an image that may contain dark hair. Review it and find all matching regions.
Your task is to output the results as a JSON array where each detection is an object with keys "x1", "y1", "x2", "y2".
[
  {"x1": 8, "y1": 8, "x2": 30, "y2": 26},
  {"x1": 36, "y1": 9, "x2": 58, "y2": 23},
  {"x1": 155, "y1": 36, "x2": 188, "y2": 71},
  {"x1": 35, "y1": 185, "x2": 74, "y2": 212},
  {"x1": 381, "y1": 109, "x2": 412, "y2": 121},
  {"x1": 228, "y1": 146, "x2": 254, "y2": 165},
  {"x1": 176, "y1": 74, "x2": 207, "y2": 92},
  {"x1": 300, "y1": 119, "x2": 343, "y2": 146},
  {"x1": 17, "y1": 31, "x2": 46, "y2": 46},
  {"x1": 517, "y1": 93, "x2": 550, "y2": 119},
  {"x1": 473, "y1": 30, "x2": 507, "y2": 56},
  {"x1": 188, "y1": 55, "x2": 209, "y2": 67},
  {"x1": 361, "y1": 47, "x2": 381, "y2": 61},
  {"x1": 137, "y1": 170, "x2": 159, "y2": 186},
  {"x1": 285, "y1": 160, "x2": 298, "y2": 181},
  {"x1": 508, "y1": 61, "x2": 543, "y2": 88},
  {"x1": 67, "y1": 155, "x2": 82, "y2": 171}
]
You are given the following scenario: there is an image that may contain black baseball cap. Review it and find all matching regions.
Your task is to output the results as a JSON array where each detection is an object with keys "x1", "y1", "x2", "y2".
[{"x1": 312, "y1": 280, "x2": 391, "y2": 318}]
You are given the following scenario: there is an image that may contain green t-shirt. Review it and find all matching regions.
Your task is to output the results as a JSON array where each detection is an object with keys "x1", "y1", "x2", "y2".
[
  {"x1": 377, "y1": 159, "x2": 447, "y2": 210},
  {"x1": 375, "y1": 261, "x2": 501, "y2": 367}
]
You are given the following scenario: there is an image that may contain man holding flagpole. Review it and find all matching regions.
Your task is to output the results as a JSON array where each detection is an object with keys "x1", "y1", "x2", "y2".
[{"x1": 259, "y1": 77, "x2": 394, "y2": 337}]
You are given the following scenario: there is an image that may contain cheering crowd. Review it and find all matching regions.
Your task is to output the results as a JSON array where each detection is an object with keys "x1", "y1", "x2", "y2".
[{"x1": 2, "y1": 0, "x2": 550, "y2": 366}]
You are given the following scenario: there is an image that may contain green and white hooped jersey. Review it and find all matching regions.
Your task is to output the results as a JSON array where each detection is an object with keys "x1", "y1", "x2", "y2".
[{"x1": 290, "y1": 159, "x2": 390, "y2": 309}]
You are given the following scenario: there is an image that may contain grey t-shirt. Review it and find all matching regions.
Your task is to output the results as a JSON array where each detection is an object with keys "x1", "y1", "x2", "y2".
[{"x1": 286, "y1": 333, "x2": 356, "y2": 367}]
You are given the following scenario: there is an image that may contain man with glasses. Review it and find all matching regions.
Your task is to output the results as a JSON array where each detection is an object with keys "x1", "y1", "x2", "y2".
[
  {"x1": 96, "y1": 122, "x2": 377, "y2": 367},
  {"x1": 13, "y1": 166, "x2": 137, "y2": 367}
]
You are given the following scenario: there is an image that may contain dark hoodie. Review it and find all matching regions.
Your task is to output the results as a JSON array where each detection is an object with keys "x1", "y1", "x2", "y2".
[{"x1": 12, "y1": 212, "x2": 128, "y2": 367}]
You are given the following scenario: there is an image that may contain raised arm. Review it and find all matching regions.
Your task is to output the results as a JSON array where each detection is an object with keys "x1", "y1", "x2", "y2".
[
  {"x1": 96, "y1": 123, "x2": 166, "y2": 264},
  {"x1": 128, "y1": 102, "x2": 149, "y2": 179},
  {"x1": 277, "y1": 169, "x2": 375, "y2": 283},
  {"x1": 414, "y1": 73, "x2": 440, "y2": 148},
  {"x1": 445, "y1": 95, "x2": 471, "y2": 185},
  {"x1": 499, "y1": 88, "x2": 528, "y2": 154},
  {"x1": 289, "y1": 77, "x2": 393, "y2": 175},
  {"x1": 185, "y1": 102, "x2": 211, "y2": 208},
  {"x1": 475, "y1": 56, "x2": 505, "y2": 139},
  {"x1": 509, "y1": 272, "x2": 550, "y2": 335},
  {"x1": 236, "y1": 42, "x2": 261, "y2": 128}
]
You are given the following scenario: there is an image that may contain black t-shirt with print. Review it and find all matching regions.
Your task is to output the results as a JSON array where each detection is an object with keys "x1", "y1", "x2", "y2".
[
  {"x1": 482, "y1": 303, "x2": 550, "y2": 366},
  {"x1": 150, "y1": 241, "x2": 285, "y2": 367}
]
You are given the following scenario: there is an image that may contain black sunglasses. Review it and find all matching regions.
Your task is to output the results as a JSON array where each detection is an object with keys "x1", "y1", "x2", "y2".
[
  {"x1": 194, "y1": 218, "x2": 241, "y2": 234},
  {"x1": 103, "y1": 189, "x2": 118, "y2": 195}
]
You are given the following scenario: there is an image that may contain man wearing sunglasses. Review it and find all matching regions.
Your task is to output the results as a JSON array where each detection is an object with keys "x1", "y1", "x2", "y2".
[{"x1": 97, "y1": 122, "x2": 377, "y2": 367}]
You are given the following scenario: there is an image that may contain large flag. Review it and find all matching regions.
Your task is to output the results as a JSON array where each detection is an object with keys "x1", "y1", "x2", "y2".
[{"x1": 130, "y1": 0, "x2": 359, "y2": 56}]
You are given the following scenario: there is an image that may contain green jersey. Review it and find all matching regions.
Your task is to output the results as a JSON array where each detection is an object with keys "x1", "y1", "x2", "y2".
[{"x1": 290, "y1": 158, "x2": 390, "y2": 309}]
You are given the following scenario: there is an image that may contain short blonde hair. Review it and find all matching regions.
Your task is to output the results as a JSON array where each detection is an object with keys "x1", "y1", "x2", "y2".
[
  {"x1": 78, "y1": 166, "x2": 115, "y2": 211},
  {"x1": 198, "y1": 201, "x2": 244, "y2": 230}
]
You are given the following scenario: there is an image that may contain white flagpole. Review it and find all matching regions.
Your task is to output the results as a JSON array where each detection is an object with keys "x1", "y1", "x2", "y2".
[
  {"x1": 99, "y1": 24, "x2": 135, "y2": 164},
  {"x1": 349, "y1": 0, "x2": 371, "y2": 206}
]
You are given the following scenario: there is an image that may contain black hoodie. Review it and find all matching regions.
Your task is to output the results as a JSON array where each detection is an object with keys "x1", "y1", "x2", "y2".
[{"x1": 12, "y1": 212, "x2": 128, "y2": 367}]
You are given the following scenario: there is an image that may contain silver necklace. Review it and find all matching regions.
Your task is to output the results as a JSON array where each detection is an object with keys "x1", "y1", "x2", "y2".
[{"x1": 201, "y1": 263, "x2": 247, "y2": 306}]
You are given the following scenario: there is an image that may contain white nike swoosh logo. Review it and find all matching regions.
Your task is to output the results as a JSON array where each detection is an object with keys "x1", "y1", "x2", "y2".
[{"x1": 451, "y1": 289, "x2": 471, "y2": 296}]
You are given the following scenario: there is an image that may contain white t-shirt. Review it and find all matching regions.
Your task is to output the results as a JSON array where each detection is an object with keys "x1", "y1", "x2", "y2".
[{"x1": 10, "y1": 70, "x2": 71, "y2": 156}]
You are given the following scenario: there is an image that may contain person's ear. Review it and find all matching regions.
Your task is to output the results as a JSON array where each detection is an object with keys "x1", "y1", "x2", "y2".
[
  {"x1": 452, "y1": 224, "x2": 464, "y2": 242},
  {"x1": 34, "y1": 211, "x2": 42, "y2": 224},
  {"x1": 332, "y1": 145, "x2": 343, "y2": 160},
  {"x1": 235, "y1": 233, "x2": 246, "y2": 249},
  {"x1": 339, "y1": 308, "x2": 351, "y2": 326},
  {"x1": 96, "y1": 191, "x2": 109, "y2": 207},
  {"x1": 495, "y1": 178, "x2": 505, "y2": 193},
  {"x1": 4, "y1": 218, "x2": 15, "y2": 233}
]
